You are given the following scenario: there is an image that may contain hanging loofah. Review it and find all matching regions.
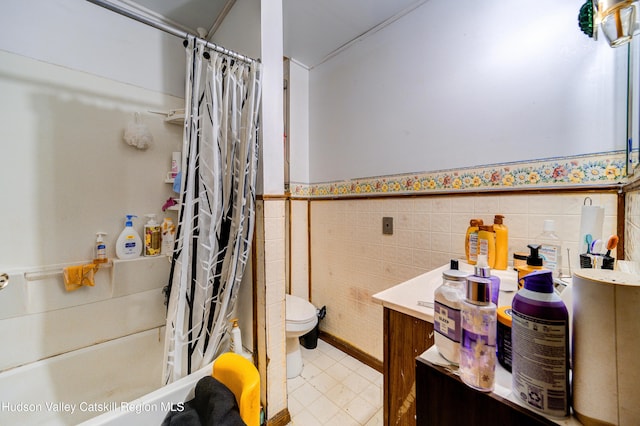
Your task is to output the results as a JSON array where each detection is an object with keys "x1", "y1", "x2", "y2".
[
  {"x1": 578, "y1": 0, "x2": 596, "y2": 39},
  {"x1": 123, "y1": 112, "x2": 153, "y2": 150}
]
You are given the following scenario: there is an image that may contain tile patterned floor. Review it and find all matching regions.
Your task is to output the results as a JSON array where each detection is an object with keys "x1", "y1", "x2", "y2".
[{"x1": 287, "y1": 339, "x2": 383, "y2": 425}]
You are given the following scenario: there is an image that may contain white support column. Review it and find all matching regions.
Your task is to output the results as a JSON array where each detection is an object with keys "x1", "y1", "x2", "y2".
[{"x1": 256, "y1": 0, "x2": 287, "y2": 422}]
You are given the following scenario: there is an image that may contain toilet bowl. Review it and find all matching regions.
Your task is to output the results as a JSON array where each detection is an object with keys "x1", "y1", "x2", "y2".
[{"x1": 285, "y1": 294, "x2": 318, "y2": 378}]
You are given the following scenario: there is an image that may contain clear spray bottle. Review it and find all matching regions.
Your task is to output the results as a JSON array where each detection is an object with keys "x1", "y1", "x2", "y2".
[{"x1": 460, "y1": 275, "x2": 497, "y2": 392}]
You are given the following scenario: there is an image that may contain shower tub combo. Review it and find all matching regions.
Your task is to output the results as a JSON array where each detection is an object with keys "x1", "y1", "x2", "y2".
[{"x1": 0, "y1": 257, "x2": 207, "y2": 425}]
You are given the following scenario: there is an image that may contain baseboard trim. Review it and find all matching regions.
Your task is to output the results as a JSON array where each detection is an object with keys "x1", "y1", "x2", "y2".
[
  {"x1": 319, "y1": 331, "x2": 383, "y2": 373},
  {"x1": 265, "y1": 408, "x2": 291, "y2": 426}
]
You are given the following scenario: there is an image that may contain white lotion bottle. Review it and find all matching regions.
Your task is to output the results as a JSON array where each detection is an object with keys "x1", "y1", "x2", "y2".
[
  {"x1": 230, "y1": 319, "x2": 243, "y2": 354},
  {"x1": 115, "y1": 215, "x2": 142, "y2": 260},
  {"x1": 161, "y1": 217, "x2": 175, "y2": 256}
]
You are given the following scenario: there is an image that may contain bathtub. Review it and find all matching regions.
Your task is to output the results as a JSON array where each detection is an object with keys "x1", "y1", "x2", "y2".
[
  {"x1": 0, "y1": 257, "x2": 196, "y2": 425},
  {"x1": 82, "y1": 360, "x2": 214, "y2": 426},
  {"x1": 0, "y1": 327, "x2": 174, "y2": 425}
]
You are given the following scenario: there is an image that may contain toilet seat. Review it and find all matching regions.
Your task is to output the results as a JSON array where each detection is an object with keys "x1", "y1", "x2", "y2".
[{"x1": 286, "y1": 294, "x2": 316, "y2": 324}]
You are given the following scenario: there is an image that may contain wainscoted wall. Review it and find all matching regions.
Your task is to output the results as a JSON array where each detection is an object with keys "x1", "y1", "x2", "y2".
[
  {"x1": 307, "y1": 192, "x2": 618, "y2": 361},
  {"x1": 289, "y1": 200, "x2": 309, "y2": 300},
  {"x1": 254, "y1": 199, "x2": 288, "y2": 419}
]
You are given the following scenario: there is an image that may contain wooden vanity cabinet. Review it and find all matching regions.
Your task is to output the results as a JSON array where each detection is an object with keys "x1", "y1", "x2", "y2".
[
  {"x1": 383, "y1": 307, "x2": 434, "y2": 426},
  {"x1": 415, "y1": 355, "x2": 562, "y2": 426}
]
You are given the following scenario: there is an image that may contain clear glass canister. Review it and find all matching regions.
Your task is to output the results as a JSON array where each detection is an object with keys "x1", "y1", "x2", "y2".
[{"x1": 433, "y1": 260, "x2": 469, "y2": 365}]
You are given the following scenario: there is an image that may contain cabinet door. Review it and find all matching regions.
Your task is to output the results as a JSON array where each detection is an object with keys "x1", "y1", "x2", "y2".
[
  {"x1": 384, "y1": 308, "x2": 434, "y2": 426},
  {"x1": 415, "y1": 358, "x2": 558, "y2": 426}
]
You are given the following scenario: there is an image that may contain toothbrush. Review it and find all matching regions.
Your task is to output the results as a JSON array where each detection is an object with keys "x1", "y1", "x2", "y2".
[
  {"x1": 605, "y1": 235, "x2": 619, "y2": 257},
  {"x1": 585, "y1": 234, "x2": 593, "y2": 268}
]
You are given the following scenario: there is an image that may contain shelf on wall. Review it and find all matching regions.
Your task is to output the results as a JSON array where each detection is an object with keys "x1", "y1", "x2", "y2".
[
  {"x1": 150, "y1": 108, "x2": 185, "y2": 125},
  {"x1": 164, "y1": 113, "x2": 185, "y2": 125}
]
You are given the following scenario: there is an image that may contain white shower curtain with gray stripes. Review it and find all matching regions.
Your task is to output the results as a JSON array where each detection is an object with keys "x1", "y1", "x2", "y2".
[{"x1": 163, "y1": 36, "x2": 261, "y2": 384}]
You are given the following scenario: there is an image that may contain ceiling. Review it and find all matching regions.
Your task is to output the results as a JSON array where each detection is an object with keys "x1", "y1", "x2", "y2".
[{"x1": 121, "y1": 0, "x2": 426, "y2": 68}]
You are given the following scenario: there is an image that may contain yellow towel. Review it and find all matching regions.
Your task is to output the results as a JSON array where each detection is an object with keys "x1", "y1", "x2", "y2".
[{"x1": 63, "y1": 264, "x2": 98, "y2": 292}]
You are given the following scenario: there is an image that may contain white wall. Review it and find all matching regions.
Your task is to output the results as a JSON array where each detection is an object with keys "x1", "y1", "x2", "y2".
[
  {"x1": 1, "y1": 0, "x2": 186, "y2": 98},
  {"x1": 308, "y1": 0, "x2": 627, "y2": 183},
  {"x1": 213, "y1": 0, "x2": 284, "y2": 195},
  {"x1": 1, "y1": 0, "x2": 185, "y2": 268},
  {"x1": 260, "y1": 1, "x2": 285, "y2": 195},
  {"x1": 289, "y1": 61, "x2": 310, "y2": 184},
  {"x1": 210, "y1": 0, "x2": 261, "y2": 60},
  {"x1": 0, "y1": 49, "x2": 183, "y2": 269}
]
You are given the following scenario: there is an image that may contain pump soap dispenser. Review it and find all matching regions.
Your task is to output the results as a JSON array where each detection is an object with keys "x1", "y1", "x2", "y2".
[
  {"x1": 94, "y1": 232, "x2": 108, "y2": 264},
  {"x1": 116, "y1": 215, "x2": 142, "y2": 260},
  {"x1": 143, "y1": 214, "x2": 161, "y2": 257},
  {"x1": 516, "y1": 244, "x2": 545, "y2": 288}
]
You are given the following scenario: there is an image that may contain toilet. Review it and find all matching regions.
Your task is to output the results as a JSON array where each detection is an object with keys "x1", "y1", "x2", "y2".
[{"x1": 285, "y1": 294, "x2": 318, "y2": 378}]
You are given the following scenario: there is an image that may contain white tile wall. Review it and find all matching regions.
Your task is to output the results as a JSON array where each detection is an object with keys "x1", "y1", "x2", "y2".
[
  {"x1": 256, "y1": 199, "x2": 288, "y2": 418},
  {"x1": 290, "y1": 200, "x2": 309, "y2": 300},
  {"x1": 307, "y1": 192, "x2": 618, "y2": 361}
]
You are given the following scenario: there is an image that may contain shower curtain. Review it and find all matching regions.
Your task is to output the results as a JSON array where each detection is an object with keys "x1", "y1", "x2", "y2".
[{"x1": 163, "y1": 36, "x2": 262, "y2": 384}]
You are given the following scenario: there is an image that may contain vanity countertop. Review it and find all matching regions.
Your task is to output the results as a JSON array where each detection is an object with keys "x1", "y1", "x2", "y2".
[{"x1": 372, "y1": 261, "x2": 520, "y2": 323}]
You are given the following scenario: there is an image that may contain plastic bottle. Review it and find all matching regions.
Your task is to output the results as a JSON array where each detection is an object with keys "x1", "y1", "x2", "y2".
[
  {"x1": 171, "y1": 151, "x2": 181, "y2": 178},
  {"x1": 94, "y1": 232, "x2": 108, "y2": 264},
  {"x1": 460, "y1": 274, "x2": 497, "y2": 392},
  {"x1": 477, "y1": 225, "x2": 496, "y2": 269},
  {"x1": 496, "y1": 306, "x2": 513, "y2": 372},
  {"x1": 511, "y1": 270, "x2": 569, "y2": 418},
  {"x1": 465, "y1": 219, "x2": 483, "y2": 265},
  {"x1": 535, "y1": 220, "x2": 563, "y2": 278},
  {"x1": 143, "y1": 214, "x2": 161, "y2": 257},
  {"x1": 517, "y1": 244, "x2": 545, "y2": 289},
  {"x1": 493, "y1": 215, "x2": 508, "y2": 270},
  {"x1": 115, "y1": 215, "x2": 142, "y2": 260},
  {"x1": 230, "y1": 318, "x2": 243, "y2": 354},
  {"x1": 475, "y1": 254, "x2": 500, "y2": 306},
  {"x1": 433, "y1": 259, "x2": 469, "y2": 365},
  {"x1": 161, "y1": 217, "x2": 176, "y2": 256}
]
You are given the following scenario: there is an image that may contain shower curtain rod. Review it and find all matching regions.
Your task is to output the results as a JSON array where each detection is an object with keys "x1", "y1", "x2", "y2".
[{"x1": 86, "y1": 0, "x2": 257, "y2": 64}]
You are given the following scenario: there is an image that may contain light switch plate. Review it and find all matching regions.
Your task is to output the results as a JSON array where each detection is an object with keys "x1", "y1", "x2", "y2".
[{"x1": 383, "y1": 217, "x2": 393, "y2": 235}]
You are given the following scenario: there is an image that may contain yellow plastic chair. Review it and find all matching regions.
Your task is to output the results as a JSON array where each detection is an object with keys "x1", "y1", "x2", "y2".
[{"x1": 212, "y1": 352, "x2": 261, "y2": 426}]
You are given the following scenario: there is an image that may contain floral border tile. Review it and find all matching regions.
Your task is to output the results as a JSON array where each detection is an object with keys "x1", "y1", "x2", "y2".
[{"x1": 290, "y1": 151, "x2": 629, "y2": 198}]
